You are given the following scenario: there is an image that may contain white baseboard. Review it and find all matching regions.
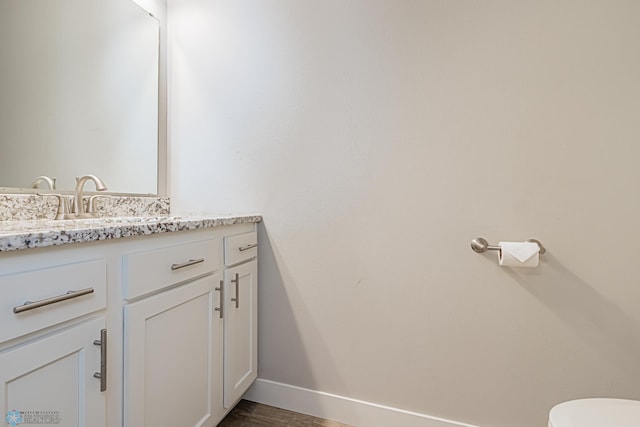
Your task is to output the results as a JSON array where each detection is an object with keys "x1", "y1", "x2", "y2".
[{"x1": 243, "y1": 378, "x2": 478, "y2": 427}]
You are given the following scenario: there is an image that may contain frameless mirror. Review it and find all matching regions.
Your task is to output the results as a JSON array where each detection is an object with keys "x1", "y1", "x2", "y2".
[{"x1": 0, "y1": 0, "x2": 159, "y2": 195}]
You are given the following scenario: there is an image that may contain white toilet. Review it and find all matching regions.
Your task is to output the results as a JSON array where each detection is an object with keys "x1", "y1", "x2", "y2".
[{"x1": 549, "y1": 398, "x2": 640, "y2": 427}]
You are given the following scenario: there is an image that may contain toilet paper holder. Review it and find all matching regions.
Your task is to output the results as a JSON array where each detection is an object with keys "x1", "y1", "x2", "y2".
[{"x1": 471, "y1": 237, "x2": 546, "y2": 255}]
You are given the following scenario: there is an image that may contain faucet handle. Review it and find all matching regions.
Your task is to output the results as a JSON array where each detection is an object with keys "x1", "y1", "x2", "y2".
[
  {"x1": 87, "y1": 195, "x2": 110, "y2": 215},
  {"x1": 40, "y1": 194, "x2": 72, "y2": 220}
]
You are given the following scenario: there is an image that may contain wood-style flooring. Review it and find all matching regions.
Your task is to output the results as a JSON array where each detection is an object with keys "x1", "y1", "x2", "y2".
[{"x1": 218, "y1": 400, "x2": 353, "y2": 427}]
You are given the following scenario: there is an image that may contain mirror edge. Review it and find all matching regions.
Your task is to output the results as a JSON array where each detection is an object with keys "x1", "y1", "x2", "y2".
[{"x1": 152, "y1": 0, "x2": 168, "y2": 198}]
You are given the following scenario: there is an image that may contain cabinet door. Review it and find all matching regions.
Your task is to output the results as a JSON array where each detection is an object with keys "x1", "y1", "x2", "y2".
[
  {"x1": 0, "y1": 317, "x2": 106, "y2": 427},
  {"x1": 124, "y1": 274, "x2": 221, "y2": 427},
  {"x1": 223, "y1": 260, "x2": 258, "y2": 408}
]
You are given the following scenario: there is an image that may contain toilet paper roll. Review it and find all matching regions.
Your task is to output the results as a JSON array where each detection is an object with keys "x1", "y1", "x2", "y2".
[{"x1": 498, "y1": 241, "x2": 540, "y2": 268}]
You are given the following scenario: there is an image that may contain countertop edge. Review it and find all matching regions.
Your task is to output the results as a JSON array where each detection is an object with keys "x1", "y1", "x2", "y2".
[{"x1": 0, "y1": 215, "x2": 263, "y2": 252}]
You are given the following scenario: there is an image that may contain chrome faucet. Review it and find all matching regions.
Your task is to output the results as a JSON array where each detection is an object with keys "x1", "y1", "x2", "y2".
[
  {"x1": 31, "y1": 175, "x2": 56, "y2": 190},
  {"x1": 72, "y1": 175, "x2": 108, "y2": 218}
]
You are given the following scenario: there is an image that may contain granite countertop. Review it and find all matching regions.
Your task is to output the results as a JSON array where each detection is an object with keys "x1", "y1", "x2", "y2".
[{"x1": 0, "y1": 214, "x2": 262, "y2": 252}]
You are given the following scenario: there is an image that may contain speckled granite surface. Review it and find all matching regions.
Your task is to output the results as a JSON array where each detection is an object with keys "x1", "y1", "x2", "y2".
[
  {"x1": 0, "y1": 194, "x2": 170, "y2": 221},
  {"x1": 0, "y1": 215, "x2": 262, "y2": 252}
]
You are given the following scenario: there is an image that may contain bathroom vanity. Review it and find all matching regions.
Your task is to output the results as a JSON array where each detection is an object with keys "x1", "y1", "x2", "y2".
[{"x1": 0, "y1": 215, "x2": 260, "y2": 427}]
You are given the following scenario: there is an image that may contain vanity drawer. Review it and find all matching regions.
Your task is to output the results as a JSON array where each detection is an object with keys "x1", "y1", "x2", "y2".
[
  {"x1": 224, "y1": 231, "x2": 258, "y2": 266},
  {"x1": 123, "y1": 238, "x2": 219, "y2": 300},
  {"x1": 0, "y1": 259, "x2": 107, "y2": 344}
]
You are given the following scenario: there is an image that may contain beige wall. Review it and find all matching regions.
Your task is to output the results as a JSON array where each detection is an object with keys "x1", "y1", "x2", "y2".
[{"x1": 168, "y1": 1, "x2": 640, "y2": 425}]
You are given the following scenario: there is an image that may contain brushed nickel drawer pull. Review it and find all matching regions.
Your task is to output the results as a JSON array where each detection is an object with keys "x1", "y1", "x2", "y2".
[
  {"x1": 171, "y1": 258, "x2": 205, "y2": 271},
  {"x1": 230, "y1": 273, "x2": 240, "y2": 308},
  {"x1": 215, "y1": 280, "x2": 224, "y2": 319},
  {"x1": 13, "y1": 287, "x2": 95, "y2": 314},
  {"x1": 238, "y1": 243, "x2": 258, "y2": 252},
  {"x1": 93, "y1": 329, "x2": 107, "y2": 392}
]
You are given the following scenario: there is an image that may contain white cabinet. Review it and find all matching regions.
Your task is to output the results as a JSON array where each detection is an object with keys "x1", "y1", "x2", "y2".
[
  {"x1": 0, "y1": 259, "x2": 107, "y2": 344},
  {"x1": 222, "y1": 230, "x2": 258, "y2": 410},
  {"x1": 0, "y1": 317, "x2": 106, "y2": 427},
  {"x1": 124, "y1": 274, "x2": 222, "y2": 427},
  {"x1": 0, "y1": 254, "x2": 108, "y2": 427},
  {"x1": 122, "y1": 226, "x2": 259, "y2": 427},
  {"x1": 122, "y1": 235, "x2": 222, "y2": 427},
  {"x1": 223, "y1": 259, "x2": 258, "y2": 409},
  {"x1": 0, "y1": 221, "x2": 258, "y2": 427}
]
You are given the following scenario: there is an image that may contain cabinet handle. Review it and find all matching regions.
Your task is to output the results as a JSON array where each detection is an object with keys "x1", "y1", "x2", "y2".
[
  {"x1": 93, "y1": 329, "x2": 107, "y2": 392},
  {"x1": 215, "y1": 280, "x2": 224, "y2": 319},
  {"x1": 230, "y1": 273, "x2": 240, "y2": 308},
  {"x1": 238, "y1": 243, "x2": 258, "y2": 252},
  {"x1": 13, "y1": 287, "x2": 95, "y2": 314},
  {"x1": 170, "y1": 258, "x2": 205, "y2": 270},
  {"x1": 231, "y1": 273, "x2": 240, "y2": 308}
]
